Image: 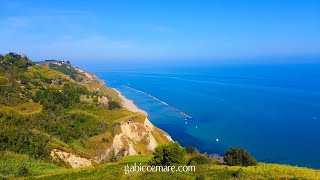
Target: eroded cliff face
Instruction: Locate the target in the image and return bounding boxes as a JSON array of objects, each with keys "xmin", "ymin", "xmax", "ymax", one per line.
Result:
[
  {"xmin": 50, "ymin": 149, "xmax": 92, "ymax": 168},
  {"xmin": 96, "ymin": 117, "xmax": 172, "ymax": 163},
  {"xmin": 51, "ymin": 117, "xmax": 172, "ymax": 168}
]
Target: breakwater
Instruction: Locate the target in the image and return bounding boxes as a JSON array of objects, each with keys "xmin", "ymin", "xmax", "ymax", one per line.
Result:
[{"xmin": 123, "ymin": 85, "xmax": 192, "ymax": 119}]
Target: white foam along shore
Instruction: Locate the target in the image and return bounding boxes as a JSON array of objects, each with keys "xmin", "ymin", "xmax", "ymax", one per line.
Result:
[
  {"xmin": 123, "ymin": 85, "xmax": 192, "ymax": 119},
  {"xmin": 113, "ymin": 88, "xmax": 148, "ymax": 115}
]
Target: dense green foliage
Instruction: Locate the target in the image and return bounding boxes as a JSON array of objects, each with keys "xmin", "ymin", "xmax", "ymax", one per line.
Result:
[
  {"xmin": 0, "ymin": 151, "xmax": 64, "ymax": 179},
  {"xmin": 108, "ymin": 100, "xmax": 122, "ymax": 110},
  {"xmin": 48, "ymin": 63, "xmax": 80, "ymax": 81},
  {"xmin": 185, "ymin": 146, "xmax": 198, "ymax": 154},
  {"xmin": 0, "ymin": 52, "xmax": 33, "ymax": 71},
  {"xmin": 34, "ymin": 83, "xmax": 88, "ymax": 110},
  {"xmin": 224, "ymin": 147, "xmax": 257, "ymax": 166},
  {"xmin": 0, "ymin": 115, "xmax": 50, "ymax": 159},
  {"xmin": 149, "ymin": 141, "xmax": 186, "ymax": 166},
  {"xmin": 0, "ymin": 53, "xmax": 33, "ymax": 106},
  {"xmin": 188, "ymin": 153, "xmax": 213, "ymax": 165}
]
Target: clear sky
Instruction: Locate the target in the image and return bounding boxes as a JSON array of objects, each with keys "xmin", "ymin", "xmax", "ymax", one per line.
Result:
[{"xmin": 1, "ymin": 0, "xmax": 319, "ymax": 64}]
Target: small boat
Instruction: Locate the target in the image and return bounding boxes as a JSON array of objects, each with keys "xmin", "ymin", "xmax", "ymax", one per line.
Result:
[
  {"xmin": 185, "ymin": 121, "xmax": 188, "ymax": 124},
  {"xmin": 195, "ymin": 126, "xmax": 198, "ymax": 128},
  {"xmin": 216, "ymin": 138, "xmax": 219, "ymax": 142}
]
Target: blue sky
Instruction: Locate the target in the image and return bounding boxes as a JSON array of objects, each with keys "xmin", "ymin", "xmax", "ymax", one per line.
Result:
[{"xmin": 0, "ymin": 0, "xmax": 319, "ymax": 63}]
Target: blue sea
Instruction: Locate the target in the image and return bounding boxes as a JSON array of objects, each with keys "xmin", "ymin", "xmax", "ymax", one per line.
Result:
[{"xmin": 80, "ymin": 63, "xmax": 320, "ymax": 169}]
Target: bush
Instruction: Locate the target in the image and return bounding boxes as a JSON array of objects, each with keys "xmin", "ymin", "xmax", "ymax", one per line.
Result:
[
  {"xmin": 108, "ymin": 100, "xmax": 122, "ymax": 110},
  {"xmin": 188, "ymin": 153, "xmax": 212, "ymax": 165},
  {"xmin": 232, "ymin": 168, "xmax": 244, "ymax": 178},
  {"xmin": 17, "ymin": 166, "xmax": 29, "ymax": 176},
  {"xmin": 224, "ymin": 147, "xmax": 257, "ymax": 166},
  {"xmin": 149, "ymin": 141, "xmax": 186, "ymax": 166},
  {"xmin": 185, "ymin": 146, "xmax": 198, "ymax": 154},
  {"xmin": 109, "ymin": 150, "xmax": 118, "ymax": 162}
]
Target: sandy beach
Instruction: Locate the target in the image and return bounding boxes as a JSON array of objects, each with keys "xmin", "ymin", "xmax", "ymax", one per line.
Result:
[{"xmin": 113, "ymin": 88, "xmax": 147, "ymax": 115}]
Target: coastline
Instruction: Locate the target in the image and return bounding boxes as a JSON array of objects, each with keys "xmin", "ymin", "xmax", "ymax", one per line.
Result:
[
  {"xmin": 84, "ymin": 70, "xmax": 173, "ymax": 143},
  {"xmin": 113, "ymin": 88, "xmax": 148, "ymax": 115},
  {"xmin": 113, "ymin": 88, "xmax": 173, "ymax": 142}
]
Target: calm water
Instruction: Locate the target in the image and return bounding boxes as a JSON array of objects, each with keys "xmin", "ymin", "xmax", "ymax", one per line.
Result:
[{"xmin": 84, "ymin": 63, "xmax": 320, "ymax": 169}]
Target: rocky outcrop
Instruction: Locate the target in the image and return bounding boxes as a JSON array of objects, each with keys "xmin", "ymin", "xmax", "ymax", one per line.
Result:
[
  {"xmin": 50, "ymin": 149, "xmax": 92, "ymax": 168},
  {"xmin": 97, "ymin": 117, "xmax": 172, "ymax": 162}
]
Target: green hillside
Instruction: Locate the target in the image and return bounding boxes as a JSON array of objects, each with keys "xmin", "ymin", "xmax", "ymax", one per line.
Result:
[
  {"xmin": 1, "ymin": 53, "xmax": 319, "ymax": 180},
  {"xmin": 0, "ymin": 53, "xmax": 170, "ymax": 179}
]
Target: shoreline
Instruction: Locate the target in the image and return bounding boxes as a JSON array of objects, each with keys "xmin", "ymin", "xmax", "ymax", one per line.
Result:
[
  {"xmin": 113, "ymin": 88, "xmax": 148, "ymax": 116},
  {"xmin": 113, "ymin": 87, "xmax": 173, "ymax": 142},
  {"xmin": 123, "ymin": 85, "xmax": 192, "ymax": 119}
]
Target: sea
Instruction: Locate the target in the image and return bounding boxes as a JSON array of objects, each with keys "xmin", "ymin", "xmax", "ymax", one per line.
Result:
[{"xmin": 78, "ymin": 62, "xmax": 320, "ymax": 169}]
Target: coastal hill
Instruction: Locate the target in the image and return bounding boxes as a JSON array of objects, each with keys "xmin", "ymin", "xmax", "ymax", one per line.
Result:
[
  {"xmin": 0, "ymin": 53, "xmax": 171, "ymax": 177},
  {"xmin": 1, "ymin": 53, "xmax": 320, "ymax": 179}
]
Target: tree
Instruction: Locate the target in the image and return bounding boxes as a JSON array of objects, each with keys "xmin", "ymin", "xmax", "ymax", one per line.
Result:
[
  {"xmin": 224, "ymin": 147, "xmax": 257, "ymax": 166},
  {"xmin": 149, "ymin": 141, "xmax": 186, "ymax": 166},
  {"xmin": 185, "ymin": 146, "xmax": 198, "ymax": 154}
]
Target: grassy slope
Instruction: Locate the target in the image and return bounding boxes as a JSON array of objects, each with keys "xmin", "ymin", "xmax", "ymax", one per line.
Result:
[
  {"xmin": 0, "ymin": 102, "xmax": 42, "ymax": 115},
  {"xmin": 1, "ymin": 54, "xmax": 320, "ymax": 179},
  {"xmin": 1, "ymin": 63, "xmax": 139, "ymax": 152},
  {"xmin": 0, "ymin": 55, "xmax": 169, "ymax": 179},
  {"xmin": 31, "ymin": 156, "xmax": 320, "ymax": 180},
  {"xmin": 0, "ymin": 151, "xmax": 65, "ymax": 179}
]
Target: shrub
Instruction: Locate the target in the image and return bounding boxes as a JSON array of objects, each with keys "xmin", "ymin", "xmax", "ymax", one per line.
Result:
[
  {"xmin": 196, "ymin": 175, "xmax": 205, "ymax": 180},
  {"xmin": 109, "ymin": 150, "xmax": 117, "ymax": 162},
  {"xmin": 232, "ymin": 168, "xmax": 244, "ymax": 178},
  {"xmin": 188, "ymin": 153, "xmax": 212, "ymax": 165},
  {"xmin": 108, "ymin": 148, "xmax": 124, "ymax": 162},
  {"xmin": 17, "ymin": 166, "xmax": 29, "ymax": 176},
  {"xmin": 224, "ymin": 147, "xmax": 257, "ymax": 166},
  {"xmin": 108, "ymin": 100, "xmax": 122, "ymax": 110},
  {"xmin": 149, "ymin": 141, "xmax": 186, "ymax": 166},
  {"xmin": 101, "ymin": 138, "xmax": 109, "ymax": 143},
  {"xmin": 185, "ymin": 146, "xmax": 198, "ymax": 154}
]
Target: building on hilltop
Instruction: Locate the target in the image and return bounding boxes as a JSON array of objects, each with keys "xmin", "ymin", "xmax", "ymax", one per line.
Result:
[{"xmin": 36, "ymin": 59, "xmax": 71, "ymax": 66}]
